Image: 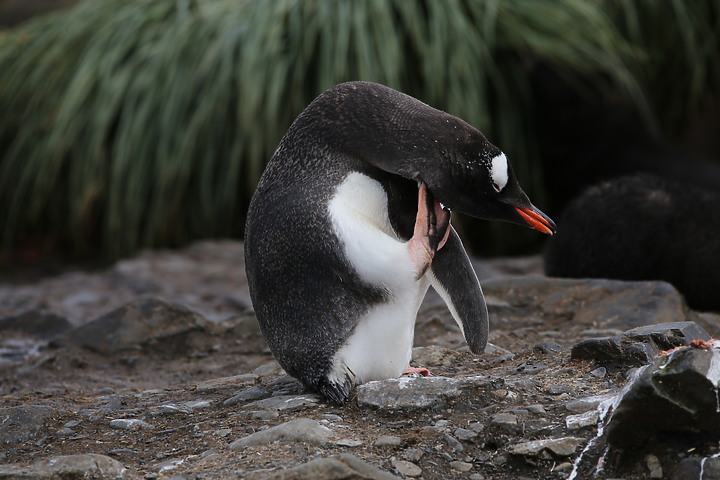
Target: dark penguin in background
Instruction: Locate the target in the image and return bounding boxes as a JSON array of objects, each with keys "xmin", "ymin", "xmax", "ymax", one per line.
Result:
[
  {"xmin": 245, "ymin": 82, "xmax": 556, "ymax": 403},
  {"xmin": 544, "ymin": 173, "xmax": 720, "ymax": 312}
]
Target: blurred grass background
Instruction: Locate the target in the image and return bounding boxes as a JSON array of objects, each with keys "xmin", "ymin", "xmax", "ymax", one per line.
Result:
[{"xmin": 0, "ymin": 0, "xmax": 718, "ymax": 266}]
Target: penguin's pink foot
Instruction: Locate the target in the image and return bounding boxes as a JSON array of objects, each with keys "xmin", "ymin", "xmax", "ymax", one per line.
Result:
[
  {"xmin": 402, "ymin": 366, "xmax": 432, "ymax": 376},
  {"xmin": 408, "ymin": 183, "xmax": 451, "ymax": 279}
]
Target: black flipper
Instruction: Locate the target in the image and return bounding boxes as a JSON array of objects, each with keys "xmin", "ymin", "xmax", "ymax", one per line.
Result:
[{"xmin": 428, "ymin": 227, "xmax": 488, "ymax": 354}]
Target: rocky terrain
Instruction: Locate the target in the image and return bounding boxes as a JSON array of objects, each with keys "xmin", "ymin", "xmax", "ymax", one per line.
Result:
[{"xmin": 1, "ymin": 240, "xmax": 719, "ymax": 480}]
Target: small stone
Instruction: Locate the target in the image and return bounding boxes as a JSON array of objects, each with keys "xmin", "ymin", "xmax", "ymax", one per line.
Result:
[
  {"xmin": 109, "ymin": 418, "xmax": 155, "ymax": 430},
  {"xmin": 509, "ymin": 437, "xmax": 584, "ymax": 457},
  {"xmin": 589, "ymin": 367, "xmax": 607, "ymax": 378},
  {"xmin": 392, "ymin": 459, "xmax": 422, "ymax": 477},
  {"xmin": 0, "ymin": 454, "xmax": 126, "ymax": 479},
  {"xmin": 490, "ymin": 413, "xmax": 518, "ymax": 426},
  {"xmin": 373, "ymin": 435, "xmax": 402, "ymax": 447},
  {"xmin": 565, "ymin": 393, "xmax": 616, "ymax": 413},
  {"xmin": 546, "ymin": 385, "xmax": 574, "ymax": 395},
  {"xmin": 223, "ymin": 385, "xmax": 271, "ymax": 406},
  {"xmin": 249, "ymin": 410, "xmax": 279, "ymax": 420},
  {"xmin": 403, "ymin": 448, "xmax": 424, "ymax": 462},
  {"xmin": 265, "ymin": 454, "xmax": 398, "ymax": 480},
  {"xmin": 453, "ymin": 427, "xmax": 477, "ymax": 441},
  {"xmin": 228, "ymin": 418, "xmax": 331, "ymax": 450},
  {"xmin": 468, "ymin": 422, "xmax": 485, "ymax": 433},
  {"xmin": 553, "ymin": 462, "xmax": 573, "ymax": 472},
  {"xmin": 244, "ymin": 394, "xmax": 319, "ymax": 412},
  {"xmin": 55, "ymin": 428, "xmax": 76, "ymax": 436},
  {"xmin": 533, "ymin": 341, "xmax": 566, "ymax": 354},
  {"xmin": 571, "ymin": 336, "xmax": 623, "ymax": 361},
  {"xmin": 336, "ymin": 438, "xmax": 363, "ymax": 447},
  {"xmin": 444, "ymin": 434, "xmax": 464, "ymax": 452},
  {"xmin": 646, "ymin": 454, "xmax": 662, "ymax": 479},
  {"xmin": 565, "ymin": 410, "xmax": 600, "ymax": 430},
  {"xmin": 469, "ymin": 475, "xmax": 485, "ymax": 480},
  {"xmin": 449, "ymin": 460, "xmax": 473, "ymax": 472},
  {"xmin": 526, "ymin": 404, "xmax": 546, "ymax": 415}
]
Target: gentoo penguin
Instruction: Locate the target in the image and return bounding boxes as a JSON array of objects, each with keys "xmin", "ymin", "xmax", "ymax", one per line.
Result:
[
  {"xmin": 245, "ymin": 81, "xmax": 555, "ymax": 403},
  {"xmin": 544, "ymin": 173, "xmax": 720, "ymax": 312}
]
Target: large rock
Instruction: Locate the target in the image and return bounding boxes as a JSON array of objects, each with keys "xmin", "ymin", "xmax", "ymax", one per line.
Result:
[
  {"xmin": 56, "ymin": 296, "xmax": 209, "ymax": 354},
  {"xmin": 0, "ymin": 453, "xmax": 127, "ymax": 479},
  {"xmin": 266, "ymin": 453, "xmax": 399, "ymax": 480},
  {"xmin": 483, "ymin": 275, "xmax": 688, "ymax": 331},
  {"xmin": 0, "ymin": 405, "xmax": 56, "ymax": 444},
  {"xmin": 357, "ymin": 375, "xmax": 497, "ymax": 411},
  {"xmin": 606, "ymin": 343, "xmax": 720, "ymax": 448},
  {"xmin": 228, "ymin": 418, "xmax": 331, "ymax": 450}
]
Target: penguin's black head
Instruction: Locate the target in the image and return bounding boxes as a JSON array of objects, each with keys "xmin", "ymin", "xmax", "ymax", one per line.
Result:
[{"xmin": 413, "ymin": 122, "xmax": 556, "ymax": 235}]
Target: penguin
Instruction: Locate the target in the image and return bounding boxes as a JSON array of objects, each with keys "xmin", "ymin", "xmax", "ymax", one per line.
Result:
[
  {"xmin": 244, "ymin": 81, "xmax": 555, "ymax": 403},
  {"xmin": 544, "ymin": 173, "xmax": 720, "ymax": 312}
]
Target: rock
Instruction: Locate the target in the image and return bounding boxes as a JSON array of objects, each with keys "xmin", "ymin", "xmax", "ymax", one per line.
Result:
[
  {"xmin": 57, "ymin": 297, "xmax": 209, "ymax": 354},
  {"xmin": 606, "ymin": 344, "xmax": 720, "ymax": 448},
  {"xmin": 194, "ymin": 373, "xmax": 258, "ymax": 392},
  {"xmin": 0, "ymin": 453, "xmax": 127, "ymax": 479},
  {"xmin": 335, "ymin": 438, "xmax": 363, "ymax": 447},
  {"xmin": 509, "ymin": 437, "xmax": 584, "ymax": 457},
  {"xmin": 565, "ymin": 410, "xmax": 599, "ymax": 430},
  {"xmin": 533, "ymin": 341, "xmax": 566, "ymax": 354},
  {"xmin": 571, "ymin": 322, "xmax": 711, "ymax": 367},
  {"xmin": 228, "ymin": 418, "xmax": 331, "ymax": 450},
  {"xmin": 403, "ymin": 448, "xmax": 424, "ymax": 462},
  {"xmin": 243, "ymin": 394, "xmax": 319, "ymax": 412},
  {"xmin": 645, "ymin": 454, "xmax": 662, "ymax": 479},
  {"xmin": 674, "ymin": 457, "xmax": 720, "ymax": 480},
  {"xmin": 373, "ymin": 435, "xmax": 402, "ymax": 447},
  {"xmin": 411, "ymin": 345, "xmax": 466, "ymax": 367},
  {"xmin": 0, "ymin": 310, "xmax": 73, "ymax": 339},
  {"xmin": 109, "ymin": 419, "xmax": 155, "ymax": 430},
  {"xmin": 490, "ymin": 413, "xmax": 518, "ymax": 427},
  {"xmin": 356, "ymin": 375, "xmax": 494, "ymax": 411},
  {"xmin": 453, "ymin": 427, "xmax": 477, "ymax": 441},
  {"xmin": 222, "ymin": 385, "xmax": 271, "ymax": 406},
  {"xmin": 449, "ymin": 461, "xmax": 473, "ymax": 472},
  {"xmin": 391, "ymin": 459, "xmax": 422, "ymax": 477},
  {"xmin": 483, "ymin": 276, "xmax": 687, "ymax": 331},
  {"xmin": 623, "ymin": 322, "xmax": 710, "ymax": 350},
  {"xmin": 0, "ymin": 405, "xmax": 56, "ymax": 444},
  {"xmin": 565, "ymin": 393, "xmax": 616, "ymax": 413},
  {"xmin": 266, "ymin": 453, "xmax": 399, "ymax": 480}
]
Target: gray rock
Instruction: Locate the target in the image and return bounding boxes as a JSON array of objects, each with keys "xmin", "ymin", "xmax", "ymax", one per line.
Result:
[
  {"xmin": 356, "ymin": 375, "xmax": 494, "ymax": 411},
  {"xmin": 373, "ymin": 435, "xmax": 402, "ymax": 447},
  {"xmin": 57, "ymin": 297, "xmax": 208, "ymax": 354},
  {"xmin": 570, "ymin": 336, "xmax": 623, "ymax": 361},
  {"xmin": 607, "ymin": 345, "xmax": 720, "ymax": 448},
  {"xmin": 0, "ymin": 405, "xmax": 56, "ymax": 444},
  {"xmin": 483, "ymin": 276, "xmax": 687, "ymax": 331},
  {"xmin": 194, "ymin": 373, "xmax": 258, "ymax": 392},
  {"xmin": 109, "ymin": 419, "xmax": 155, "ymax": 430},
  {"xmin": 0, "ymin": 453, "xmax": 127, "ymax": 479},
  {"xmin": 449, "ymin": 460, "xmax": 473, "ymax": 472},
  {"xmin": 674, "ymin": 457, "xmax": 720, "ymax": 480},
  {"xmin": 623, "ymin": 322, "xmax": 710, "ymax": 350},
  {"xmin": 391, "ymin": 459, "xmax": 422, "ymax": 477},
  {"xmin": 490, "ymin": 413, "xmax": 518, "ymax": 427},
  {"xmin": 0, "ymin": 310, "xmax": 73, "ymax": 339},
  {"xmin": 509, "ymin": 437, "xmax": 584, "ymax": 457},
  {"xmin": 265, "ymin": 453, "xmax": 399, "ymax": 480},
  {"xmin": 403, "ymin": 448, "xmax": 424, "ymax": 462},
  {"xmin": 453, "ymin": 427, "xmax": 477, "ymax": 441},
  {"xmin": 565, "ymin": 410, "xmax": 600, "ymax": 430},
  {"xmin": 223, "ymin": 385, "xmax": 271, "ymax": 406},
  {"xmin": 243, "ymin": 394, "xmax": 319, "ymax": 412},
  {"xmin": 335, "ymin": 438, "xmax": 363, "ymax": 447},
  {"xmin": 565, "ymin": 393, "xmax": 616, "ymax": 413},
  {"xmin": 228, "ymin": 418, "xmax": 331, "ymax": 450}
]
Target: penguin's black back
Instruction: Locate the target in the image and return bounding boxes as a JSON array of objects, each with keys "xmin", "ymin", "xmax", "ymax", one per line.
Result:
[{"xmin": 544, "ymin": 173, "xmax": 720, "ymax": 311}]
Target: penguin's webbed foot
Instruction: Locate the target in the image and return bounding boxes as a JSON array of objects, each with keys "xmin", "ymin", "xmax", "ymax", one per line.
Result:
[{"xmin": 408, "ymin": 183, "xmax": 451, "ymax": 279}]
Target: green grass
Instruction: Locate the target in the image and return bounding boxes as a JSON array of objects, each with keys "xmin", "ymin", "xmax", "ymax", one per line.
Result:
[{"xmin": 0, "ymin": 0, "xmax": 715, "ymax": 261}]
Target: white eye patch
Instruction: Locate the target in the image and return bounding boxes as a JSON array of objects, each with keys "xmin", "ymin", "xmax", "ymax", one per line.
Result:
[{"xmin": 490, "ymin": 153, "xmax": 509, "ymax": 192}]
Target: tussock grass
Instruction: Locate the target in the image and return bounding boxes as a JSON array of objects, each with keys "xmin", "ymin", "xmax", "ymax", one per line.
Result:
[{"xmin": 0, "ymin": 0, "xmax": 714, "ymax": 261}]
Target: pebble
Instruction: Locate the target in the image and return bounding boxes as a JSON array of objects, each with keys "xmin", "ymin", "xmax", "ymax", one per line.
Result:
[
  {"xmin": 243, "ymin": 394, "xmax": 319, "ymax": 412},
  {"xmin": 109, "ymin": 419, "xmax": 155, "ymax": 430},
  {"xmin": 373, "ymin": 435, "xmax": 402, "ymax": 447},
  {"xmin": 403, "ymin": 448, "xmax": 424, "ymax": 462},
  {"xmin": 223, "ymin": 385, "xmax": 271, "ymax": 406},
  {"xmin": 249, "ymin": 410, "xmax": 279, "ymax": 420},
  {"xmin": 450, "ymin": 460, "xmax": 473, "ymax": 472},
  {"xmin": 392, "ymin": 459, "xmax": 422, "ymax": 477},
  {"xmin": 589, "ymin": 367, "xmax": 607, "ymax": 378},
  {"xmin": 444, "ymin": 434, "xmax": 464, "ymax": 452},
  {"xmin": 490, "ymin": 413, "xmax": 518, "ymax": 427},
  {"xmin": 228, "ymin": 418, "xmax": 331, "ymax": 450},
  {"xmin": 566, "ymin": 410, "xmax": 600, "ymax": 430},
  {"xmin": 564, "ymin": 393, "xmax": 615, "ymax": 413},
  {"xmin": 509, "ymin": 437, "xmax": 584, "ymax": 457},
  {"xmin": 336, "ymin": 438, "xmax": 363, "ymax": 447},
  {"xmin": 526, "ymin": 404, "xmax": 546, "ymax": 415},
  {"xmin": 453, "ymin": 427, "xmax": 477, "ymax": 441}
]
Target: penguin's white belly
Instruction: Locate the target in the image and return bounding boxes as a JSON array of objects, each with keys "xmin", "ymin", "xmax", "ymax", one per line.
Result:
[{"xmin": 327, "ymin": 172, "xmax": 430, "ymax": 385}]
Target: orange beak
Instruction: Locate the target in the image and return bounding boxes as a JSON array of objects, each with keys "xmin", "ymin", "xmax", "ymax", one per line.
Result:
[{"xmin": 514, "ymin": 205, "xmax": 556, "ymax": 235}]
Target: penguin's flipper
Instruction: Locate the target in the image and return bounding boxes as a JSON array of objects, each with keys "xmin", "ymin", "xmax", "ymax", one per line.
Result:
[{"xmin": 428, "ymin": 227, "xmax": 488, "ymax": 354}]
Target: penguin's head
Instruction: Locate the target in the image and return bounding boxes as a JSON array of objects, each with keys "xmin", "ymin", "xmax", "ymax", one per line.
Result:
[{"xmin": 409, "ymin": 123, "xmax": 556, "ymax": 236}]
